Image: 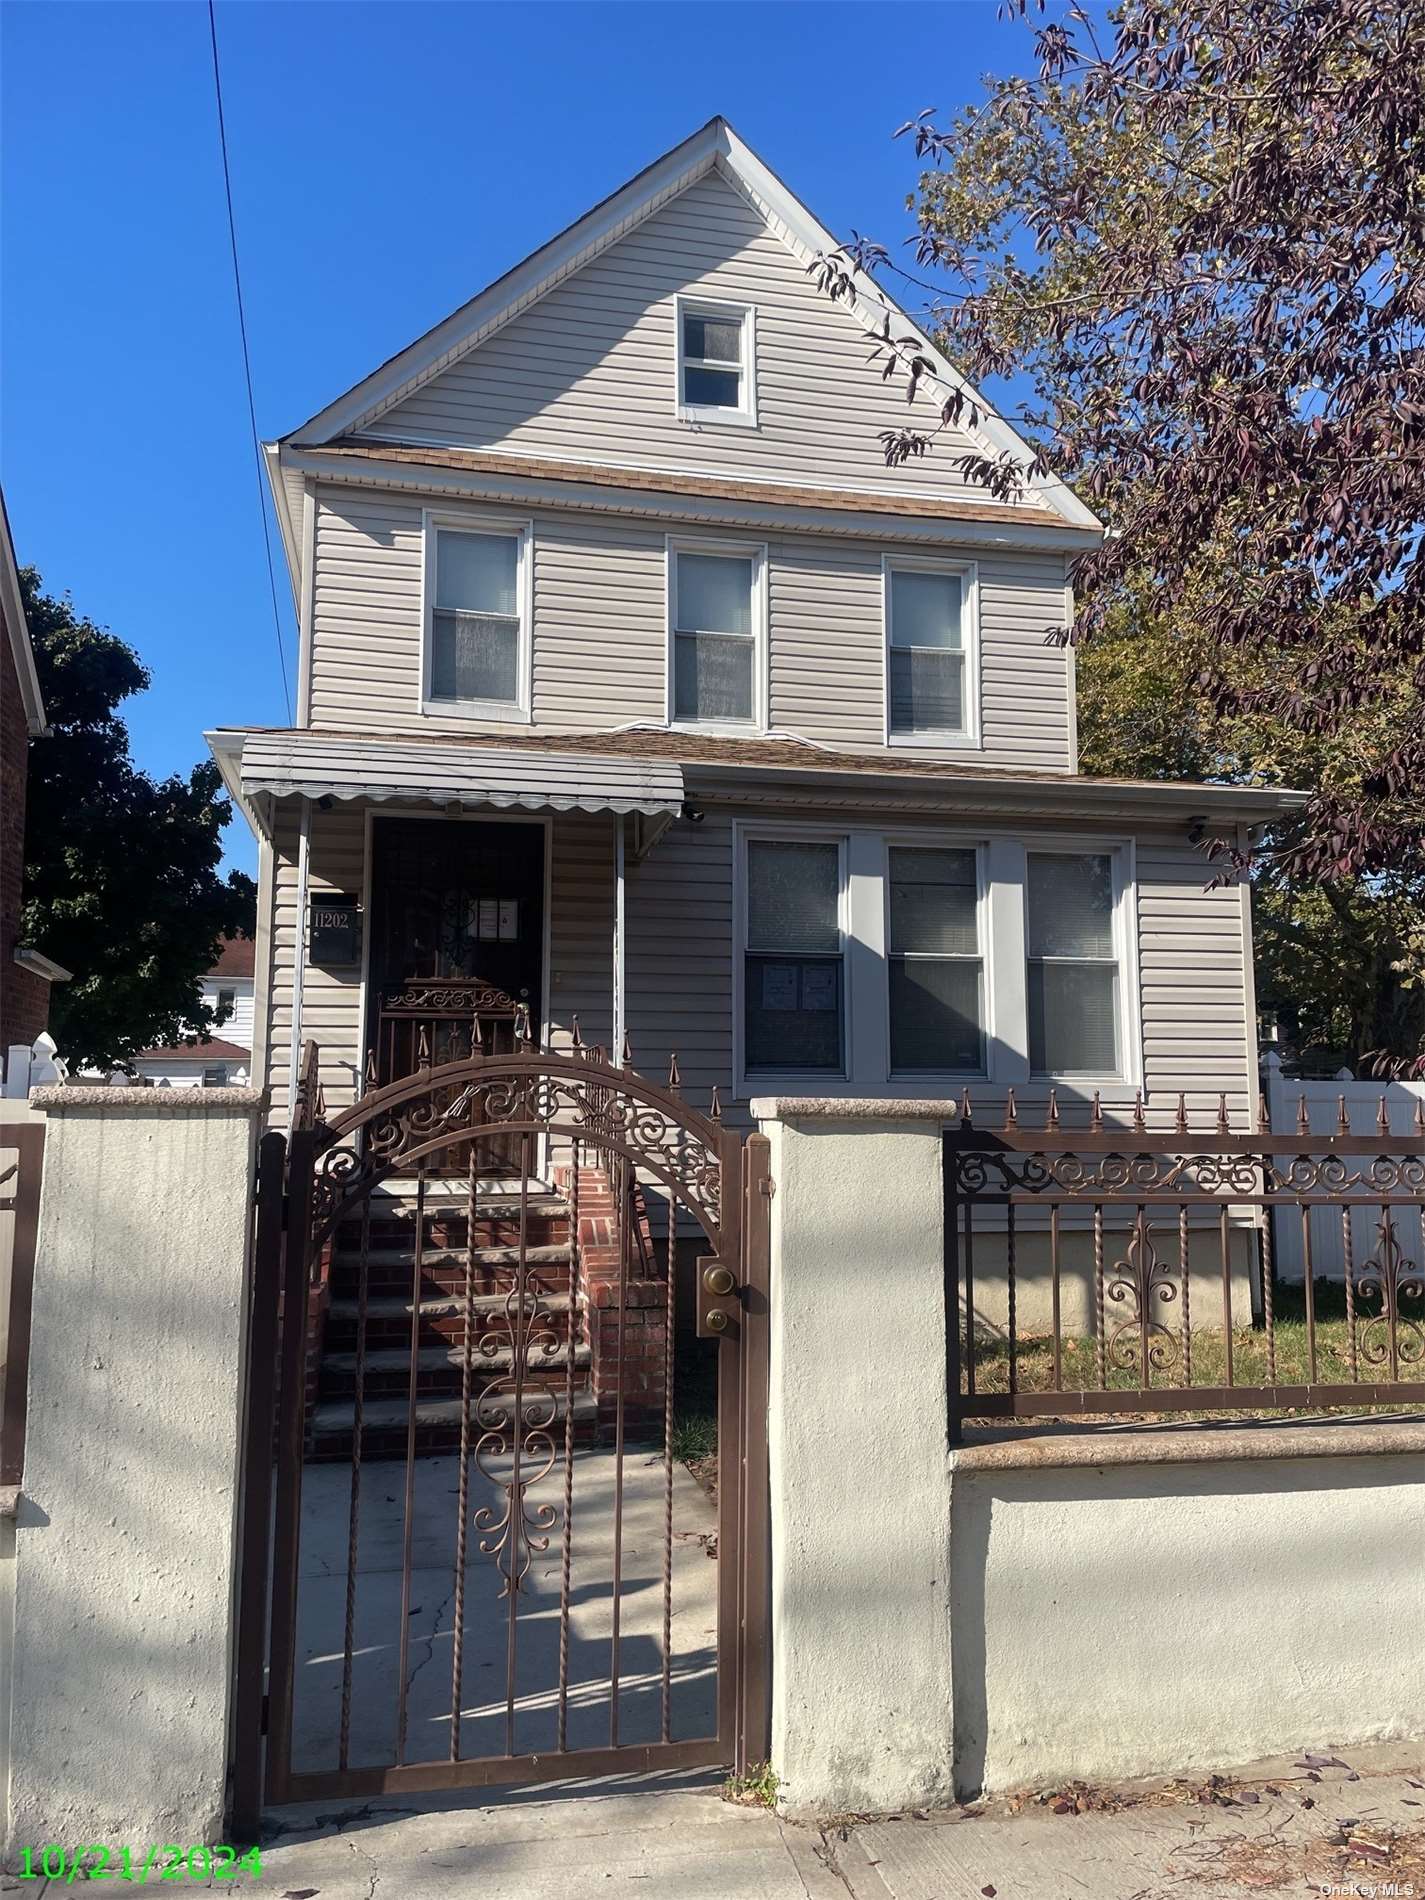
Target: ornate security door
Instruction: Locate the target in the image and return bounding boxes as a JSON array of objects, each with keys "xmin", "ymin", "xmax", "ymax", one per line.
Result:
[{"xmin": 232, "ymin": 1049, "xmax": 770, "ymax": 1828}]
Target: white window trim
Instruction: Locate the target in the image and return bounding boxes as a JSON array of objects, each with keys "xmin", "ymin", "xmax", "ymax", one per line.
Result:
[
  {"xmin": 734, "ymin": 822, "xmax": 851, "ymax": 1096},
  {"xmin": 665, "ymin": 534, "xmax": 769, "ymax": 734},
  {"xmin": 418, "ymin": 506, "xmax": 534, "ymax": 724},
  {"xmin": 881, "ymin": 552, "xmax": 982, "ymax": 752},
  {"xmin": 674, "ymin": 294, "xmax": 759, "ymax": 429},
  {"xmin": 729, "ymin": 824, "xmax": 1141, "ymax": 1099},
  {"xmin": 883, "ymin": 835, "xmax": 993, "ymax": 1082},
  {"xmin": 1023, "ymin": 835, "xmax": 1141, "ymax": 1089}
]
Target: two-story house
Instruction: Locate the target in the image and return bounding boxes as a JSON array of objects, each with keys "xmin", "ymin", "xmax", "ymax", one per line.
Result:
[{"xmin": 211, "ymin": 118, "xmax": 1303, "ymax": 1141}]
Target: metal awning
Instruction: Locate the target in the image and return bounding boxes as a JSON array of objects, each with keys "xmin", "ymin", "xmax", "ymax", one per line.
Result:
[{"xmin": 230, "ymin": 729, "xmax": 685, "ymax": 819}]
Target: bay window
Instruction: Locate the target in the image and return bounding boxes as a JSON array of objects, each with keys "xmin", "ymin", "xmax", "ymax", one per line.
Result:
[
  {"xmin": 743, "ymin": 838, "xmax": 844, "ymax": 1074},
  {"xmin": 1026, "ymin": 850, "xmax": 1122, "ymax": 1075}
]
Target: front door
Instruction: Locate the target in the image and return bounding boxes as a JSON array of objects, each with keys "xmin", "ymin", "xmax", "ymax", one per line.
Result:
[{"xmin": 367, "ymin": 816, "xmax": 546, "ymax": 1088}]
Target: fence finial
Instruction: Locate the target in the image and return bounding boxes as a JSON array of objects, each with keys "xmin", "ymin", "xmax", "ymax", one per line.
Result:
[
  {"xmin": 1337, "ymin": 1093, "xmax": 1349, "ymax": 1135},
  {"xmin": 363, "ymin": 1049, "xmax": 376, "ymax": 1092},
  {"xmin": 417, "ymin": 1025, "xmax": 431, "ymax": 1068},
  {"xmin": 570, "ymin": 1015, "xmax": 583, "ymax": 1056},
  {"xmin": 622, "ymin": 1032, "xmax": 634, "ymax": 1070},
  {"xmin": 1296, "ymin": 1091, "xmax": 1311, "ymax": 1136},
  {"xmin": 1046, "ymin": 1088, "xmax": 1060, "ymax": 1131},
  {"xmin": 1414, "ymin": 1095, "xmax": 1425, "ymax": 1137},
  {"xmin": 472, "ymin": 1014, "xmax": 484, "ymax": 1053},
  {"xmin": 1378, "ymin": 1092, "xmax": 1391, "ymax": 1136},
  {"xmin": 1133, "ymin": 1090, "xmax": 1146, "ymax": 1132},
  {"xmin": 1003, "ymin": 1087, "xmax": 1018, "ymax": 1131},
  {"xmin": 1091, "ymin": 1089, "xmax": 1103, "ymax": 1132},
  {"xmin": 1257, "ymin": 1090, "xmax": 1271, "ymax": 1133},
  {"xmin": 1217, "ymin": 1091, "xmax": 1230, "ymax": 1135},
  {"xmin": 1175, "ymin": 1092, "xmax": 1188, "ymax": 1136},
  {"xmin": 667, "ymin": 1051, "xmax": 681, "ymax": 1093},
  {"xmin": 961, "ymin": 1086, "xmax": 974, "ymax": 1127},
  {"xmin": 710, "ymin": 1084, "xmax": 722, "ymax": 1122}
]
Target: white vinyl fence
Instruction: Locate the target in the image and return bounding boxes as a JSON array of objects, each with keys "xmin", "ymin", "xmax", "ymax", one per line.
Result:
[{"xmin": 1261, "ymin": 1052, "xmax": 1425, "ymax": 1283}]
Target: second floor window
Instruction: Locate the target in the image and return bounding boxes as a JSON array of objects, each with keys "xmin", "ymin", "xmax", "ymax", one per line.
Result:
[
  {"xmin": 425, "ymin": 521, "xmax": 527, "ymax": 713},
  {"xmin": 216, "ymin": 987, "xmax": 236, "ymax": 1016},
  {"xmin": 885, "ymin": 561, "xmax": 976, "ymax": 742},
  {"xmin": 670, "ymin": 545, "xmax": 762, "ymax": 727}
]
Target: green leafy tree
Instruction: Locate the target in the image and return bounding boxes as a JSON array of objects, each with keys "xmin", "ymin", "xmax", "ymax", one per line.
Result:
[{"xmin": 20, "ymin": 569, "xmax": 255, "ymax": 1070}]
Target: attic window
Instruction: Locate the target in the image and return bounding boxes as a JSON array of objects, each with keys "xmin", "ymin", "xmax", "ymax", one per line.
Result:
[{"xmin": 677, "ymin": 298, "xmax": 756, "ymax": 427}]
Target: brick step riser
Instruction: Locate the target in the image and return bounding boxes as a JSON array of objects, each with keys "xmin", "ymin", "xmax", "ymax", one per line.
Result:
[
  {"xmin": 326, "ymin": 1314, "xmax": 583, "ymax": 1351},
  {"xmin": 319, "ymin": 1363, "xmax": 590, "ymax": 1403},
  {"xmin": 335, "ymin": 1216, "xmax": 569, "ymax": 1253}
]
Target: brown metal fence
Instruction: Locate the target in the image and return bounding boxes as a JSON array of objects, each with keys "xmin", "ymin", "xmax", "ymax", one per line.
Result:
[{"xmin": 944, "ymin": 1092, "xmax": 1425, "ymax": 1436}]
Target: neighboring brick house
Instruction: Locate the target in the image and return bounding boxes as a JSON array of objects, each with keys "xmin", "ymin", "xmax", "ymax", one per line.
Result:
[
  {"xmin": 0, "ymin": 487, "xmax": 68, "ymax": 1064},
  {"xmin": 131, "ymin": 934, "xmax": 255, "ymax": 1087}
]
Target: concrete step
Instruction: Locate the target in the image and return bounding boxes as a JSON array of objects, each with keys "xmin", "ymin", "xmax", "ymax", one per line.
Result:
[
  {"xmin": 324, "ymin": 1342, "xmax": 591, "ymax": 1379},
  {"xmin": 308, "ymin": 1387, "xmax": 599, "ymax": 1460},
  {"xmin": 328, "ymin": 1291, "xmax": 575, "ymax": 1324},
  {"xmin": 331, "ymin": 1242, "xmax": 573, "ymax": 1270}
]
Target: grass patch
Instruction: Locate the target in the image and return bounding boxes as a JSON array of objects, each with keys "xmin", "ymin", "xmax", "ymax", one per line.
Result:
[
  {"xmin": 723, "ymin": 1760, "xmax": 779, "ymax": 1808},
  {"xmin": 967, "ymin": 1280, "xmax": 1425, "ymax": 1421},
  {"xmin": 670, "ymin": 1411, "xmax": 718, "ymax": 1464}
]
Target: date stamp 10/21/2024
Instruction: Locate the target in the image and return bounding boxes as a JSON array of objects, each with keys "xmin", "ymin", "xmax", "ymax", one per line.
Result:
[{"xmin": 13, "ymin": 1844, "xmax": 264, "ymax": 1883}]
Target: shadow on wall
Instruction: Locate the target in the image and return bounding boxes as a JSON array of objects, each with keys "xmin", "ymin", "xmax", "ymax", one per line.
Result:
[{"xmin": 949, "ymin": 1450, "xmax": 1425, "ymax": 1800}]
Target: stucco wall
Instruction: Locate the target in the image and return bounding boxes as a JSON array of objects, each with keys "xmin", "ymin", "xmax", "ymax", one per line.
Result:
[
  {"xmin": 761, "ymin": 1104, "xmax": 955, "ymax": 1815},
  {"xmin": 760, "ymin": 1102, "xmax": 1425, "ymax": 1819},
  {"xmin": 951, "ymin": 1441, "xmax": 1425, "ymax": 1797},
  {"xmin": 4, "ymin": 1089, "xmax": 263, "ymax": 1852}
]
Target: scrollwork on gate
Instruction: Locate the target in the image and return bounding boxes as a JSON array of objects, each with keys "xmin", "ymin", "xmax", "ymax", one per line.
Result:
[{"xmin": 1355, "ymin": 1215, "xmax": 1425, "ymax": 1370}]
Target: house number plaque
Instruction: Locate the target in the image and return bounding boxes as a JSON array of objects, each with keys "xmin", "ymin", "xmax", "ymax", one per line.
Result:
[{"xmin": 309, "ymin": 895, "xmax": 362, "ymax": 967}]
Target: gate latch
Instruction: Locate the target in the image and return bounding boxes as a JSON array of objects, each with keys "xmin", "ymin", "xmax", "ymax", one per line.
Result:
[{"xmin": 696, "ymin": 1258, "xmax": 740, "ymax": 1340}]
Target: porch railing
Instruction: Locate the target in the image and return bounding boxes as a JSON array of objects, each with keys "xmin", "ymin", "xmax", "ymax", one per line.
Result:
[{"xmin": 944, "ymin": 1091, "xmax": 1425, "ymax": 1436}]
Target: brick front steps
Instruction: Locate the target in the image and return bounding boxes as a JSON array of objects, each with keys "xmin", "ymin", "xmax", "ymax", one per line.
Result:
[{"xmin": 305, "ymin": 1174, "xmax": 666, "ymax": 1462}]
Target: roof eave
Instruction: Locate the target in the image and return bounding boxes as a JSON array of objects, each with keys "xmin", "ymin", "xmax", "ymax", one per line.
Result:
[{"xmin": 0, "ymin": 490, "xmax": 47, "ymax": 735}]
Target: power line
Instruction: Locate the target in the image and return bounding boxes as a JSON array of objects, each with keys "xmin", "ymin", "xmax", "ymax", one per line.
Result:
[{"xmin": 206, "ymin": 0, "xmax": 293, "ymax": 724}]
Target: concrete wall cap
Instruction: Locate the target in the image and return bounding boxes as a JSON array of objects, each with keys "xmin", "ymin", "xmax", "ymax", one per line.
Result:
[
  {"xmin": 952, "ymin": 1417, "xmax": 1425, "ymax": 1473},
  {"xmin": 751, "ymin": 1095, "xmax": 960, "ymax": 1122},
  {"xmin": 29, "ymin": 1086, "xmax": 267, "ymax": 1112}
]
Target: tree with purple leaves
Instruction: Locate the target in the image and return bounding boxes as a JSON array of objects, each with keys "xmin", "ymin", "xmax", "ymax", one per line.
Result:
[{"xmin": 816, "ymin": 0, "xmax": 1425, "ymax": 1068}]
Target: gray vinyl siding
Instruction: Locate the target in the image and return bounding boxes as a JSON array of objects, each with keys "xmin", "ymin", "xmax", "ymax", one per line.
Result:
[
  {"xmin": 306, "ymin": 485, "xmax": 1073, "ymax": 772},
  {"xmin": 1137, "ymin": 836, "xmax": 1255, "ymax": 1122},
  {"xmin": 365, "ymin": 171, "xmax": 1034, "ymax": 508},
  {"xmin": 257, "ymin": 808, "xmax": 1253, "ymax": 1138}
]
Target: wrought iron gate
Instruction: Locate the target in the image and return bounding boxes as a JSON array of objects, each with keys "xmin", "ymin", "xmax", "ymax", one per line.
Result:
[{"xmin": 231, "ymin": 1048, "xmax": 770, "ymax": 1832}]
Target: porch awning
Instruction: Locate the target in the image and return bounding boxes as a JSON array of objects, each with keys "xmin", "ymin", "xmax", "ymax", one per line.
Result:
[{"xmin": 232, "ymin": 729, "xmax": 685, "ymax": 818}]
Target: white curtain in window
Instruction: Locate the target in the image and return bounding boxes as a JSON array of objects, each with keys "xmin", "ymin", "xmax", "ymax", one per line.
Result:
[{"xmin": 747, "ymin": 841, "xmax": 839, "ymax": 951}]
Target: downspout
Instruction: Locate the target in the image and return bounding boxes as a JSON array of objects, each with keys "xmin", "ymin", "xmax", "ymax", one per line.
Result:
[
  {"xmin": 287, "ymin": 797, "xmax": 312, "ymax": 1131},
  {"xmin": 613, "ymin": 816, "xmax": 626, "ymax": 1061}
]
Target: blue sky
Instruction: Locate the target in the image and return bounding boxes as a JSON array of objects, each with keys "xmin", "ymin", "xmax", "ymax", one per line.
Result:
[{"xmin": 2, "ymin": 0, "xmax": 1040, "ymax": 876}]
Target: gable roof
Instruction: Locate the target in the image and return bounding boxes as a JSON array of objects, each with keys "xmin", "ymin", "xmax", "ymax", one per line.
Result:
[{"xmin": 277, "ymin": 118, "xmax": 1098, "ymax": 536}]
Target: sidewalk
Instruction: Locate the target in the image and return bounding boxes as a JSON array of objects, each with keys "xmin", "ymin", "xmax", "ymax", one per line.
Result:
[
  {"xmin": 829, "ymin": 1743, "xmax": 1425, "ymax": 1900},
  {"xmin": 37, "ymin": 1744, "xmax": 1409, "ymax": 1900}
]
